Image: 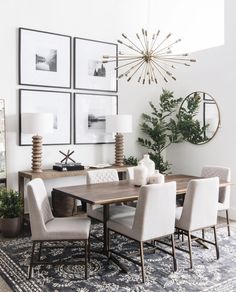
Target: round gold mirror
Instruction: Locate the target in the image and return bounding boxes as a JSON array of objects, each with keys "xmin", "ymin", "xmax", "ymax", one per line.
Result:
[{"xmin": 178, "ymin": 91, "xmax": 220, "ymax": 145}]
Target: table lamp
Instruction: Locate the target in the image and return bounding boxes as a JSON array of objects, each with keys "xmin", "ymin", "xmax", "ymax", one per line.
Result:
[
  {"xmin": 106, "ymin": 114, "xmax": 132, "ymax": 166},
  {"xmin": 21, "ymin": 113, "xmax": 53, "ymax": 172}
]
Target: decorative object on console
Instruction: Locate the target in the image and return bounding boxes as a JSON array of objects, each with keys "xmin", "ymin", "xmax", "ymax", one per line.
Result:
[
  {"xmin": 178, "ymin": 91, "xmax": 220, "ymax": 145},
  {"xmin": 21, "ymin": 113, "xmax": 53, "ymax": 172},
  {"xmin": 19, "ymin": 27, "xmax": 71, "ymax": 88},
  {"xmin": 139, "ymin": 154, "xmax": 155, "ymax": 176},
  {"xmin": 103, "ymin": 29, "xmax": 196, "ymax": 84},
  {"xmin": 133, "ymin": 162, "xmax": 148, "ymax": 186},
  {"xmin": 124, "ymin": 155, "xmax": 138, "ymax": 166},
  {"xmin": 106, "ymin": 114, "xmax": 132, "ymax": 166},
  {"xmin": 74, "ymin": 37, "xmax": 117, "ymax": 92},
  {"xmin": 74, "ymin": 93, "xmax": 117, "ymax": 144},
  {"xmin": 53, "ymin": 163, "xmax": 84, "ymax": 172},
  {"xmin": 19, "ymin": 89, "xmax": 72, "ymax": 145},
  {"xmin": 59, "ymin": 149, "xmax": 76, "ymax": 164}
]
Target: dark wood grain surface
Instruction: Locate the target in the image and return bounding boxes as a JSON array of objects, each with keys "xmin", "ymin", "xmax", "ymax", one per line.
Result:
[{"xmin": 53, "ymin": 174, "xmax": 229, "ymax": 205}]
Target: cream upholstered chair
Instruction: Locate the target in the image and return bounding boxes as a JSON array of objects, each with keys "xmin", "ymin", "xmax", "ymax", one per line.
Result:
[
  {"xmin": 107, "ymin": 182, "xmax": 177, "ymax": 283},
  {"xmin": 201, "ymin": 165, "xmax": 231, "ymax": 236},
  {"xmin": 27, "ymin": 178, "xmax": 91, "ymax": 280},
  {"xmin": 175, "ymin": 177, "xmax": 219, "ymax": 268},
  {"xmin": 127, "ymin": 167, "xmax": 135, "ymax": 180},
  {"xmin": 86, "ymin": 169, "xmax": 135, "ymax": 222}
]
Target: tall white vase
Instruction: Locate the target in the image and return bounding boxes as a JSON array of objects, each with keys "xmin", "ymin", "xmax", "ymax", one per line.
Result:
[
  {"xmin": 133, "ymin": 162, "xmax": 148, "ymax": 186},
  {"xmin": 139, "ymin": 154, "xmax": 155, "ymax": 176}
]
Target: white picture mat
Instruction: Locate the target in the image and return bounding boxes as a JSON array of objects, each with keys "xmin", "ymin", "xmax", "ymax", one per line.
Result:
[
  {"xmin": 20, "ymin": 29, "xmax": 71, "ymax": 87},
  {"xmin": 74, "ymin": 94, "xmax": 117, "ymax": 144},
  {"xmin": 75, "ymin": 38, "xmax": 117, "ymax": 91},
  {"xmin": 20, "ymin": 90, "xmax": 71, "ymax": 145}
]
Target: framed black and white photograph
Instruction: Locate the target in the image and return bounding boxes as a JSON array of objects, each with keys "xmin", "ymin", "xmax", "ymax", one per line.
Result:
[
  {"xmin": 74, "ymin": 37, "xmax": 118, "ymax": 92},
  {"xmin": 74, "ymin": 93, "xmax": 117, "ymax": 144},
  {"xmin": 19, "ymin": 28, "xmax": 71, "ymax": 88},
  {"xmin": 19, "ymin": 89, "xmax": 72, "ymax": 145}
]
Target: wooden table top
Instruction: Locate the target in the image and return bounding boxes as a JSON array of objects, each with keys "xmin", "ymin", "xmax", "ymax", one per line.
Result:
[{"xmin": 53, "ymin": 174, "xmax": 224, "ymax": 205}]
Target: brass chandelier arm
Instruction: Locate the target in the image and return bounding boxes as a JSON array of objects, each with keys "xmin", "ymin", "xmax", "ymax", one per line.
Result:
[
  {"xmin": 136, "ymin": 33, "xmax": 146, "ymax": 51},
  {"xmin": 119, "ymin": 59, "xmax": 145, "ymax": 79},
  {"xmin": 155, "ymin": 58, "xmax": 192, "ymax": 66},
  {"xmin": 121, "ymin": 33, "xmax": 143, "ymax": 54},
  {"xmin": 103, "ymin": 56, "xmax": 142, "ymax": 64},
  {"xmin": 115, "ymin": 57, "xmax": 143, "ymax": 70},
  {"xmin": 137, "ymin": 61, "xmax": 147, "ymax": 83},
  {"xmin": 127, "ymin": 59, "xmax": 146, "ymax": 81},
  {"xmin": 150, "ymin": 30, "xmax": 160, "ymax": 52},
  {"xmin": 154, "ymin": 38, "xmax": 181, "ymax": 54},
  {"xmin": 117, "ymin": 40, "xmax": 142, "ymax": 54},
  {"xmin": 150, "ymin": 63, "xmax": 158, "ymax": 84},
  {"xmin": 151, "ymin": 58, "xmax": 177, "ymax": 81},
  {"xmin": 152, "ymin": 33, "xmax": 172, "ymax": 53},
  {"xmin": 158, "ymin": 57, "xmax": 196, "ymax": 62},
  {"xmin": 150, "ymin": 59, "xmax": 168, "ymax": 82}
]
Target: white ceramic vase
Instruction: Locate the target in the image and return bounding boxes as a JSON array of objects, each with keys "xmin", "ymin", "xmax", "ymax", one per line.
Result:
[
  {"xmin": 139, "ymin": 154, "xmax": 155, "ymax": 176},
  {"xmin": 133, "ymin": 162, "xmax": 148, "ymax": 186},
  {"xmin": 148, "ymin": 170, "xmax": 165, "ymax": 184}
]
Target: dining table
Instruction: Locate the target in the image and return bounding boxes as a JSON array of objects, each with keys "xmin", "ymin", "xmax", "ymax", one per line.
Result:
[{"xmin": 52, "ymin": 174, "xmax": 231, "ymax": 263}]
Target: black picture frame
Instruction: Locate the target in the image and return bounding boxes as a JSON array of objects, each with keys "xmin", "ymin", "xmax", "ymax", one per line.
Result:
[
  {"xmin": 19, "ymin": 27, "xmax": 72, "ymax": 89},
  {"xmin": 74, "ymin": 93, "xmax": 118, "ymax": 144},
  {"xmin": 74, "ymin": 37, "xmax": 118, "ymax": 92},
  {"xmin": 19, "ymin": 89, "xmax": 72, "ymax": 146}
]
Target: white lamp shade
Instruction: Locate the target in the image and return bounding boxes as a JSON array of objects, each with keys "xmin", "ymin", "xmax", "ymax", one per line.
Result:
[
  {"xmin": 106, "ymin": 114, "xmax": 132, "ymax": 133},
  {"xmin": 21, "ymin": 113, "xmax": 54, "ymax": 135}
]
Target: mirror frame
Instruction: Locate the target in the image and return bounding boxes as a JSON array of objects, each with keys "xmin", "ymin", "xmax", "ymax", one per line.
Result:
[{"xmin": 179, "ymin": 91, "xmax": 221, "ymax": 145}]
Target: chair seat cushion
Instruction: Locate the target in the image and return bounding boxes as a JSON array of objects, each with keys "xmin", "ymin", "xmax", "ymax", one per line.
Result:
[
  {"xmin": 107, "ymin": 215, "xmax": 135, "ymax": 239},
  {"xmin": 33, "ymin": 217, "xmax": 91, "ymax": 241},
  {"xmin": 218, "ymin": 202, "xmax": 227, "ymax": 211},
  {"xmin": 87, "ymin": 205, "xmax": 135, "ymax": 222}
]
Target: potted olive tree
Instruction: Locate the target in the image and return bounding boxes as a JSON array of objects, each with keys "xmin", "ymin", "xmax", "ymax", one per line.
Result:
[{"xmin": 0, "ymin": 188, "xmax": 22, "ymax": 237}]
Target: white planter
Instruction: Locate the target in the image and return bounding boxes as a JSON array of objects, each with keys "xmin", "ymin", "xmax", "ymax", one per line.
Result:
[
  {"xmin": 133, "ymin": 162, "xmax": 148, "ymax": 186},
  {"xmin": 148, "ymin": 170, "xmax": 165, "ymax": 184},
  {"xmin": 139, "ymin": 154, "xmax": 155, "ymax": 176}
]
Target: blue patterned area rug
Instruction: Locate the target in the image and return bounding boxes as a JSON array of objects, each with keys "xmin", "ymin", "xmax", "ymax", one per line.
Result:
[{"xmin": 0, "ymin": 224, "xmax": 236, "ymax": 292}]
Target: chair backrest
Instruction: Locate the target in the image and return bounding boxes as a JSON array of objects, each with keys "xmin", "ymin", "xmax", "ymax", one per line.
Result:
[
  {"xmin": 127, "ymin": 167, "xmax": 135, "ymax": 180},
  {"xmin": 87, "ymin": 169, "xmax": 119, "ymax": 184},
  {"xmin": 27, "ymin": 178, "xmax": 54, "ymax": 239},
  {"xmin": 179, "ymin": 177, "xmax": 219, "ymax": 231},
  {"xmin": 132, "ymin": 182, "xmax": 176, "ymax": 241},
  {"xmin": 201, "ymin": 165, "xmax": 231, "ymax": 207}
]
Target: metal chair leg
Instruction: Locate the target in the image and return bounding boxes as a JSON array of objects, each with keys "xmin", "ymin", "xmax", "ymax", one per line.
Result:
[
  {"xmin": 187, "ymin": 231, "xmax": 193, "ymax": 269},
  {"xmin": 226, "ymin": 210, "xmax": 231, "ymax": 236},
  {"xmin": 88, "ymin": 236, "xmax": 91, "ymax": 263},
  {"xmin": 140, "ymin": 242, "xmax": 145, "ymax": 283},
  {"xmin": 171, "ymin": 234, "xmax": 177, "ymax": 271},
  {"xmin": 213, "ymin": 226, "xmax": 220, "ymax": 259},
  {"xmin": 202, "ymin": 229, "xmax": 205, "ymax": 239},
  {"xmin": 28, "ymin": 241, "xmax": 36, "ymax": 279},
  {"xmin": 38, "ymin": 242, "xmax": 42, "ymax": 261},
  {"xmin": 85, "ymin": 240, "xmax": 88, "ymax": 280},
  {"xmin": 107, "ymin": 229, "xmax": 111, "ymax": 259}
]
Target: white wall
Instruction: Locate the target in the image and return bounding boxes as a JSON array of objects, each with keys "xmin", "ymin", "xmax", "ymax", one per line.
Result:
[
  {"xmin": 167, "ymin": 0, "xmax": 236, "ymax": 219},
  {"xmin": 1, "ymin": 0, "xmax": 233, "ymax": 216}
]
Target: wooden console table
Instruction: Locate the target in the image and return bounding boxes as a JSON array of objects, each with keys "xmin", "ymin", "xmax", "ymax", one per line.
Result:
[{"xmin": 18, "ymin": 166, "xmax": 129, "ymax": 214}]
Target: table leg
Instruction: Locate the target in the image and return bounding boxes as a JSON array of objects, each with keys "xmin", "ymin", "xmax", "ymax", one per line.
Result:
[
  {"xmin": 103, "ymin": 204, "xmax": 109, "ymax": 255},
  {"xmin": 18, "ymin": 173, "xmax": 25, "ymax": 229}
]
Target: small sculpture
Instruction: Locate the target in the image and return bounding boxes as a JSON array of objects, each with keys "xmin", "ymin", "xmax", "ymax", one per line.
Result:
[{"xmin": 59, "ymin": 150, "xmax": 76, "ymax": 164}]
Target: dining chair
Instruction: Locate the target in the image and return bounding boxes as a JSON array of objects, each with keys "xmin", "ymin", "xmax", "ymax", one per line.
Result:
[
  {"xmin": 27, "ymin": 178, "xmax": 91, "ymax": 280},
  {"xmin": 175, "ymin": 177, "xmax": 219, "ymax": 268},
  {"xmin": 201, "ymin": 165, "xmax": 231, "ymax": 236},
  {"xmin": 86, "ymin": 169, "xmax": 135, "ymax": 222},
  {"xmin": 107, "ymin": 182, "xmax": 177, "ymax": 283},
  {"xmin": 127, "ymin": 166, "xmax": 135, "ymax": 180}
]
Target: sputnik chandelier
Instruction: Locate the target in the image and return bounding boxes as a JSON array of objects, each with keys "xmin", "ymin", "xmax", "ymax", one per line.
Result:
[{"xmin": 103, "ymin": 29, "xmax": 196, "ymax": 84}]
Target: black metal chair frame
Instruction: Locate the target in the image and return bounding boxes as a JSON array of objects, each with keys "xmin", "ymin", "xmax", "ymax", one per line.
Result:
[
  {"xmin": 107, "ymin": 228, "xmax": 177, "ymax": 283},
  {"xmin": 29, "ymin": 238, "xmax": 90, "ymax": 280}
]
